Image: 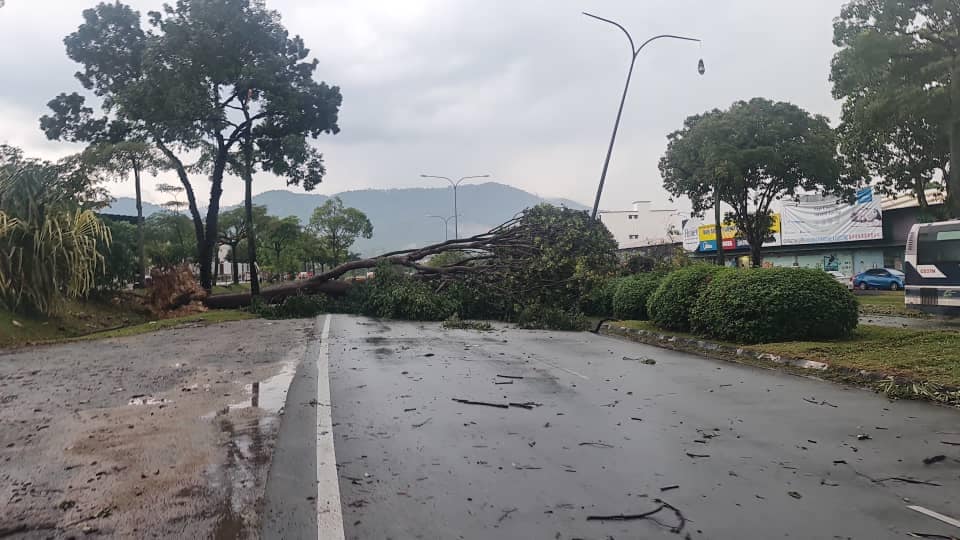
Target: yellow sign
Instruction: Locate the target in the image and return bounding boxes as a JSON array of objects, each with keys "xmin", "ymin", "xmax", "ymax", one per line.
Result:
[{"xmin": 697, "ymin": 214, "xmax": 780, "ymax": 242}]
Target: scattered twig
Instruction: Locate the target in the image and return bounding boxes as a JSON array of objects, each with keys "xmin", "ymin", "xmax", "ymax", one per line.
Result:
[
  {"xmin": 494, "ymin": 381, "xmax": 514, "ymax": 385},
  {"xmin": 941, "ymin": 440, "xmax": 960, "ymax": 446},
  {"xmin": 685, "ymin": 453, "xmax": 710, "ymax": 459},
  {"xmin": 923, "ymin": 455, "xmax": 946, "ymax": 466},
  {"xmin": 579, "ymin": 441, "xmax": 614, "ymax": 448},
  {"xmin": 509, "ymin": 402, "xmax": 541, "ymax": 409},
  {"xmin": 497, "ymin": 507, "xmax": 518, "ymax": 523},
  {"xmin": 802, "ymin": 397, "xmax": 839, "ymax": 407},
  {"xmin": 660, "ymin": 485, "xmax": 679, "ymax": 492},
  {"xmin": 587, "ymin": 498, "xmax": 687, "ymax": 534},
  {"xmin": 496, "ymin": 374, "xmax": 524, "ymax": 379},
  {"xmin": 403, "ymin": 408, "xmax": 417, "ymax": 412},
  {"xmin": 452, "ymin": 398, "xmax": 508, "ymax": 409},
  {"xmin": 908, "ymin": 533, "xmax": 960, "ymax": 540},
  {"xmin": 878, "ymin": 477, "xmax": 941, "ymax": 486},
  {"xmin": 630, "ymin": 417, "xmax": 643, "ymax": 421},
  {"xmin": 412, "ymin": 417, "xmax": 432, "ymax": 429}
]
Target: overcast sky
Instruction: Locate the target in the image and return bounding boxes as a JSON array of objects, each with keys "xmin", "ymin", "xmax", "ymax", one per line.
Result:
[{"xmin": 0, "ymin": 0, "xmax": 846, "ymax": 209}]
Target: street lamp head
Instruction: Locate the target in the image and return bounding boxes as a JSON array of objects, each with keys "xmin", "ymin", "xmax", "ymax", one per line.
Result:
[{"xmin": 698, "ymin": 58, "xmax": 705, "ymax": 76}]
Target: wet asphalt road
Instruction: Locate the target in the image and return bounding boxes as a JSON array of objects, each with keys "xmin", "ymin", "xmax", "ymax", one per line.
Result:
[{"xmin": 284, "ymin": 315, "xmax": 960, "ymax": 539}]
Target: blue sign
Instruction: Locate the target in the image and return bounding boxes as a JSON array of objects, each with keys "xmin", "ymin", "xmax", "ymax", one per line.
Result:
[{"xmin": 856, "ymin": 187, "xmax": 873, "ymax": 204}]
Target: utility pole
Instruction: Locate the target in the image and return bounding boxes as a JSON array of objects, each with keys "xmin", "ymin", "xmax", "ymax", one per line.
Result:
[{"xmin": 583, "ymin": 12, "xmax": 704, "ymax": 219}]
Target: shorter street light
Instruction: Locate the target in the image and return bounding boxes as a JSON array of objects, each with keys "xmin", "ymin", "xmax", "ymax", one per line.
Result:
[
  {"xmin": 421, "ymin": 174, "xmax": 490, "ymax": 239},
  {"xmin": 426, "ymin": 214, "xmax": 458, "ymax": 242}
]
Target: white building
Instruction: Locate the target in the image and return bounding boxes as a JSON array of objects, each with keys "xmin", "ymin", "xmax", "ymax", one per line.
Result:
[{"xmin": 598, "ymin": 201, "xmax": 679, "ymax": 249}]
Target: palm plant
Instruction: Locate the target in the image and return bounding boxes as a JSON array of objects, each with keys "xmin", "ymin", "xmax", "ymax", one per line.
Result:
[{"xmin": 0, "ymin": 160, "xmax": 110, "ymax": 314}]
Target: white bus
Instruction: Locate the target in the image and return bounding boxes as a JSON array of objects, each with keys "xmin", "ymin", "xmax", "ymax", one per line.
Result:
[{"xmin": 904, "ymin": 220, "xmax": 960, "ymax": 314}]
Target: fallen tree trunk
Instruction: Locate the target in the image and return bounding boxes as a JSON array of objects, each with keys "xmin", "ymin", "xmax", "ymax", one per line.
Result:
[
  {"xmin": 204, "ymin": 279, "xmax": 351, "ymax": 309},
  {"xmin": 203, "ymin": 218, "xmax": 528, "ymax": 309}
]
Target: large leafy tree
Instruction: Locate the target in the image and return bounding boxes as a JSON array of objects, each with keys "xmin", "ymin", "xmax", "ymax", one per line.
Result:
[
  {"xmin": 308, "ymin": 198, "xmax": 373, "ymax": 266},
  {"xmin": 42, "ymin": 0, "xmax": 342, "ymax": 291},
  {"xmin": 831, "ymin": 0, "xmax": 958, "ymax": 215},
  {"xmin": 660, "ymin": 98, "xmax": 841, "ymax": 267}
]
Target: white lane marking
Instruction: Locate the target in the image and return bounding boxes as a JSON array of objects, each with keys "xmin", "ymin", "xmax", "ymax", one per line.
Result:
[
  {"xmin": 528, "ymin": 356, "xmax": 590, "ymax": 381},
  {"xmin": 908, "ymin": 505, "xmax": 960, "ymax": 529},
  {"xmin": 316, "ymin": 315, "xmax": 344, "ymax": 540}
]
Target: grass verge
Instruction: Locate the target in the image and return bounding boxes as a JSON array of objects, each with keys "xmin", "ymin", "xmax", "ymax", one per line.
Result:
[
  {"xmin": 855, "ymin": 291, "xmax": 931, "ymax": 319},
  {"xmin": 1, "ymin": 300, "xmax": 253, "ymax": 349},
  {"xmin": 76, "ymin": 310, "xmax": 254, "ymax": 341},
  {"xmin": 614, "ymin": 319, "xmax": 960, "ymax": 389},
  {"xmin": 211, "ymin": 282, "xmax": 252, "ymax": 295}
]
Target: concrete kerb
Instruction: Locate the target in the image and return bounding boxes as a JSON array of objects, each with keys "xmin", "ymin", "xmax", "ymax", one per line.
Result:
[{"xmin": 599, "ymin": 323, "xmax": 960, "ymax": 405}]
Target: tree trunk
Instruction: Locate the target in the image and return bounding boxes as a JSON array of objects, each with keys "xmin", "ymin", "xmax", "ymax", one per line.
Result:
[
  {"xmin": 231, "ymin": 243, "xmax": 239, "ymax": 285},
  {"xmin": 200, "ymin": 154, "xmax": 228, "ymax": 291},
  {"xmin": 243, "ymin": 127, "xmax": 260, "ymax": 297},
  {"xmin": 132, "ymin": 159, "xmax": 146, "ymax": 288},
  {"xmin": 950, "ymin": 57, "xmax": 960, "ymax": 218},
  {"xmin": 714, "ymin": 189, "xmax": 725, "ymax": 266},
  {"xmin": 750, "ymin": 242, "xmax": 763, "ymax": 268}
]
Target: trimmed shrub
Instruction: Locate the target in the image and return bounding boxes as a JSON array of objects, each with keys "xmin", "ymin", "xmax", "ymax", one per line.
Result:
[
  {"xmin": 612, "ymin": 273, "xmax": 664, "ymax": 320},
  {"xmin": 581, "ymin": 276, "xmax": 626, "ymax": 317},
  {"xmin": 647, "ymin": 264, "xmax": 728, "ymax": 331},
  {"xmin": 690, "ymin": 267, "xmax": 859, "ymax": 344}
]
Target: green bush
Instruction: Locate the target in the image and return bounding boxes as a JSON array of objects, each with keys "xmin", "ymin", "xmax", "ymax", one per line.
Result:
[
  {"xmin": 690, "ymin": 267, "xmax": 859, "ymax": 344},
  {"xmin": 612, "ymin": 273, "xmax": 664, "ymax": 320},
  {"xmin": 647, "ymin": 264, "xmax": 728, "ymax": 331},
  {"xmin": 516, "ymin": 303, "xmax": 588, "ymax": 331},
  {"xmin": 581, "ymin": 276, "xmax": 626, "ymax": 317}
]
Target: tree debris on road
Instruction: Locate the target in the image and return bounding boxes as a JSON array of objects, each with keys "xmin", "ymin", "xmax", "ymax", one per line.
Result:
[
  {"xmin": 803, "ymin": 397, "xmax": 839, "ymax": 407},
  {"xmin": 586, "ymin": 498, "xmax": 687, "ymax": 534},
  {"xmin": 685, "ymin": 453, "xmax": 710, "ymax": 459},
  {"xmin": 579, "ymin": 441, "xmax": 614, "ymax": 448},
  {"xmin": 922, "ymin": 455, "xmax": 947, "ymax": 465},
  {"xmin": 412, "ymin": 418, "xmax": 432, "ymax": 429},
  {"xmin": 452, "ymin": 398, "xmax": 509, "ymax": 409},
  {"xmin": 496, "ymin": 374, "xmax": 524, "ymax": 379}
]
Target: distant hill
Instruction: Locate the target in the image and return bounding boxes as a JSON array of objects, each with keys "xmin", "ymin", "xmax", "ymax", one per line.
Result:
[
  {"xmin": 104, "ymin": 182, "xmax": 588, "ymax": 255},
  {"xmin": 103, "ymin": 198, "xmax": 165, "ymax": 217}
]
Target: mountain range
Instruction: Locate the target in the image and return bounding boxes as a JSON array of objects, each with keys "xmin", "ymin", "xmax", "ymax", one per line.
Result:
[{"xmin": 104, "ymin": 182, "xmax": 588, "ymax": 255}]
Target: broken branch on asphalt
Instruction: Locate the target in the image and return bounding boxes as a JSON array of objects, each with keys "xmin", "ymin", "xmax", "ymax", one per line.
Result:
[
  {"xmin": 587, "ymin": 498, "xmax": 687, "ymax": 534},
  {"xmin": 579, "ymin": 441, "xmax": 614, "ymax": 448},
  {"xmin": 452, "ymin": 398, "xmax": 508, "ymax": 409}
]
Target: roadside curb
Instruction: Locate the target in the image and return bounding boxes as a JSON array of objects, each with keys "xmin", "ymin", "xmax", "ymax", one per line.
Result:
[{"xmin": 599, "ymin": 323, "xmax": 960, "ymax": 405}]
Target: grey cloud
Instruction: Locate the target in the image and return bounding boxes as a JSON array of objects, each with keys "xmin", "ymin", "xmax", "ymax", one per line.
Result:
[{"xmin": 0, "ymin": 0, "xmax": 847, "ymax": 209}]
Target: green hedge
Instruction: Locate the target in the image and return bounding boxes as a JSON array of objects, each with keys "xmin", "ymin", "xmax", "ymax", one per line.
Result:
[
  {"xmin": 647, "ymin": 264, "xmax": 727, "ymax": 331},
  {"xmin": 517, "ymin": 303, "xmax": 588, "ymax": 331},
  {"xmin": 581, "ymin": 276, "xmax": 626, "ymax": 317},
  {"xmin": 612, "ymin": 273, "xmax": 664, "ymax": 320},
  {"xmin": 690, "ymin": 267, "xmax": 859, "ymax": 344}
]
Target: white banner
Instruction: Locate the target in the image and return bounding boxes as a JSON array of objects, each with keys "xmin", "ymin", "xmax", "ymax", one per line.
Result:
[{"xmin": 781, "ymin": 189, "xmax": 882, "ymax": 246}]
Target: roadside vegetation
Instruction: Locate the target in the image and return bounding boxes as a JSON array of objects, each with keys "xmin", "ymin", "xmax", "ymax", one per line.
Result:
[{"xmin": 856, "ymin": 291, "xmax": 931, "ymax": 319}]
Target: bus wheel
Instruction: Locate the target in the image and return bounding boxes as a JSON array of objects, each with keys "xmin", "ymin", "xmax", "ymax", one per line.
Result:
[
  {"xmin": 859, "ymin": 282, "xmax": 868, "ymax": 291},
  {"xmin": 890, "ymin": 282, "xmax": 900, "ymax": 291}
]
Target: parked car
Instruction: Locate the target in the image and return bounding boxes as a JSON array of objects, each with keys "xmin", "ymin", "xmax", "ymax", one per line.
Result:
[
  {"xmin": 852, "ymin": 268, "xmax": 905, "ymax": 291},
  {"xmin": 826, "ymin": 270, "xmax": 852, "ymax": 289}
]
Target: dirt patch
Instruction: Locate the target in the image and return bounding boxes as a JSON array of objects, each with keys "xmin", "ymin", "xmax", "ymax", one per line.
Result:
[{"xmin": 0, "ymin": 318, "xmax": 313, "ymax": 538}]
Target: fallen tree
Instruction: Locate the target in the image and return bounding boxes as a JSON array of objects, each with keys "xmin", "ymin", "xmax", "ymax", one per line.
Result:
[{"xmin": 204, "ymin": 205, "xmax": 618, "ymax": 312}]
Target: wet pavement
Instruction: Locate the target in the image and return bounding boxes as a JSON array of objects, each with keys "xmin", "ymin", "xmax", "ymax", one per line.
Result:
[
  {"xmin": 0, "ymin": 318, "xmax": 314, "ymax": 539},
  {"xmin": 320, "ymin": 315, "xmax": 960, "ymax": 539}
]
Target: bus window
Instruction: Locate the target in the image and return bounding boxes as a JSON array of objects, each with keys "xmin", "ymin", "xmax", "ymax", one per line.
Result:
[{"xmin": 918, "ymin": 230, "xmax": 960, "ymax": 265}]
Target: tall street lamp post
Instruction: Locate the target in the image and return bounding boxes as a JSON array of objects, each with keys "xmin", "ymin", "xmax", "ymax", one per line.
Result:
[
  {"xmin": 421, "ymin": 174, "xmax": 489, "ymax": 238},
  {"xmin": 426, "ymin": 214, "xmax": 457, "ymax": 242},
  {"xmin": 583, "ymin": 12, "xmax": 705, "ymax": 220}
]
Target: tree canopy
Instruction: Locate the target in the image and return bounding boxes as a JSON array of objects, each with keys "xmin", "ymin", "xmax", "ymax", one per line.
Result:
[
  {"xmin": 831, "ymin": 0, "xmax": 958, "ymax": 215},
  {"xmin": 660, "ymin": 98, "xmax": 841, "ymax": 267},
  {"xmin": 308, "ymin": 197, "xmax": 373, "ymax": 266},
  {"xmin": 41, "ymin": 0, "xmax": 342, "ymax": 290}
]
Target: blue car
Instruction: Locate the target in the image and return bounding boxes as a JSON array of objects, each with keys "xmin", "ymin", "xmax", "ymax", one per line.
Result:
[{"xmin": 852, "ymin": 268, "xmax": 905, "ymax": 291}]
